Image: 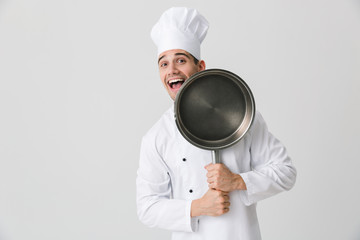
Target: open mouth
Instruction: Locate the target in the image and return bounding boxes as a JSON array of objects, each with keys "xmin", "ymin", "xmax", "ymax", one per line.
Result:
[{"xmin": 168, "ymin": 78, "xmax": 185, "ymax": 90}]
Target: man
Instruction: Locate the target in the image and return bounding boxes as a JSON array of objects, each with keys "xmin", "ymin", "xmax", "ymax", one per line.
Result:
[{"xmin": 136, "ymin": 7, "xmax": 296, "ymax": 240}]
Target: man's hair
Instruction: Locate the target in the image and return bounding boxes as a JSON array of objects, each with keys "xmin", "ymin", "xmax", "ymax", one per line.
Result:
[{"xmin": 190, "ymin": 53, "xmax": 199, "ymax": 65}]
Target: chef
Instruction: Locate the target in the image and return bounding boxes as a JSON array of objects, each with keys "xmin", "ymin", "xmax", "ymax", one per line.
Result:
[{"xmin": 136, "ymin": 7, "xmax": 297, "ymax": 240}]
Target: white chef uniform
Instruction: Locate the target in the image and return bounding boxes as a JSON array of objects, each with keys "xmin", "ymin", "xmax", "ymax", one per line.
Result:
[{"xmin": 136, "ymin": 107, "xmax": 297, "ymax": 240}]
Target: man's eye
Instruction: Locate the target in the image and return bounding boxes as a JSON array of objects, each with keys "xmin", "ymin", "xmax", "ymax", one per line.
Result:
[
  {"xmin": 177, "ymin": 59, "xmax": 185, "ymax": 63},
  {"xmin": 160, "ymin": 62, "xmax": 167, "ymax": 67}
]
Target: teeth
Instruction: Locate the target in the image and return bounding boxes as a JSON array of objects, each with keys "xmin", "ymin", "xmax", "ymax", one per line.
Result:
[{"xmin": 169, "ymin": 79, "xmax": 184, "ymax": 84}]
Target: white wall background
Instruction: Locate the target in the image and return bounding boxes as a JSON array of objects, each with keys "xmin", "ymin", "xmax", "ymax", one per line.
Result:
[{"xmin": 0, "ymin": 0, "xmax": 359, "ymax": 239}]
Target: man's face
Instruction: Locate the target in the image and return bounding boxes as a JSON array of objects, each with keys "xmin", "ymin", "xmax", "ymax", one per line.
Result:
[{"xmin": 158, "ymin": 49, "xmax": 205, "ymax": 100}]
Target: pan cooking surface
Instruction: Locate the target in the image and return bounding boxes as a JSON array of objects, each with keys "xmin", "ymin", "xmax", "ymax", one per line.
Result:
[
  {"xmin": 175, "ymin": 69, "xmax": 255, "ymax": 150},
  {"xmin": 179, "ymin": 74, "xmax": 246, "ymax": 141}
]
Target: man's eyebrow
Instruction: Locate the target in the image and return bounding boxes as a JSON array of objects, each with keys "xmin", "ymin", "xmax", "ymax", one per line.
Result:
[
  {"xmin": 158, "ymin": 55, "xmax": 166, "ymax": 64},
  {"xmin": 158, "ymin": 52, "xmax": 191, "ymax": 64},
  {"xmin": 175, "ymin": 52, "xmax": 191, "ymax": 59}
]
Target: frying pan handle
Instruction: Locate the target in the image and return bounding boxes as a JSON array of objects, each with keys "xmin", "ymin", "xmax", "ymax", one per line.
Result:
[{"xmin": 211, "ymin": 150, "xmax": 220, "ymax": 164}]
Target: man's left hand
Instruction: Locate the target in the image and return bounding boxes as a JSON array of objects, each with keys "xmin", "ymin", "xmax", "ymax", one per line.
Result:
[{"xmin": 205, "ymin": 163, "xmax": 247, "ymax": 192}]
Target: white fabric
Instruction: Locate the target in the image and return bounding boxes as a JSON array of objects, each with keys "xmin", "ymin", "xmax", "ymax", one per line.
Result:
[
  {"xmin": 136, "ymin": 107, "xmax": 297, "ymax": 240},
  {"xmin": 151, "ymin": 7, "xmax": 209, "ymax": 60}
]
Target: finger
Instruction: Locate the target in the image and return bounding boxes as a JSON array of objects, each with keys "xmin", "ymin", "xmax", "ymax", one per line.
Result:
[
  {"xmin": 204, "ymin": 163, "xmax": 212, "ymax": 169},
  {"xmin": 214, "ymin": 163, "xmax": 224, "ymax": 169},
  {"xmin": 217, "ymin": 164, "xmax": 230, "ymax": 173},
  {"xmin": 206, "ymin": 172, "xmax": 213, "ymax": 178},
  {"xmin": 209, "ymin": 183, "xmax": 219, "ymax": 190},
  {"xmin": 219, "ymin": 194, "xmax": 230, "ymax": 203},
  {"xmin": 210, "ymin": 185, "xmax": 221, "ymax": 191},
  {"xmin": 207, "ymin": 170, "xmax": 220, "ymax": 179},
  {"xmin": 210, "ymin": 180, "xmax": 218, "ymax": 188},
  {"xmin": 223, "ymin": 195, "xmax": 230, "ymax": 202},
  {"xmin": 205, "ymin": 163, "xmax": 215, "ymax": 170}
]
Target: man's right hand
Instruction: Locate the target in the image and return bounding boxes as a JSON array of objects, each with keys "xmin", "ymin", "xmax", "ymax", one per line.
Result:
[{"xmin": 190, "ymin": 188, "xmax": 230, "ymax": 217}]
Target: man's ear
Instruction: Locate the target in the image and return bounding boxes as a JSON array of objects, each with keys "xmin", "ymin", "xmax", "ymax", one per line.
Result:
[{"xmin": 198, "ymin": 60, "xmax": 206, "ymax": 71}]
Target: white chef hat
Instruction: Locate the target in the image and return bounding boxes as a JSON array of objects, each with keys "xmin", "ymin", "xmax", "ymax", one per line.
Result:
[{"xmin": 151, "ymin": 7, "xmax": 209, "ymax": 60}]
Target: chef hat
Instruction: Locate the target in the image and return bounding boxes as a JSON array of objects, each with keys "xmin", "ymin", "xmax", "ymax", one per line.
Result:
[{"xmin": 151, "ymin": 7, "xmax": 209, "ymax": 60}]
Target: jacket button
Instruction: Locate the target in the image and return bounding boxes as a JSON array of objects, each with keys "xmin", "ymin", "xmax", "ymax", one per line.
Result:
[
  {"xmin": 182, "ymin": 158, "xmax": 186, "ymax": 162},
  {"xmin": 189, "ymin": 189, "xmax": 193, "ymax": 193}
]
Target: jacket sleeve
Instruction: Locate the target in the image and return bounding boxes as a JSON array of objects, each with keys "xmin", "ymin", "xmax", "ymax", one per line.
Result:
[
  {"xmin": 239, "ymin": 112, "xmax": 297, "ymax": 206},
  {"xmin": 136, "ymin": 135, "xmax": 197, "ymax": 232}
]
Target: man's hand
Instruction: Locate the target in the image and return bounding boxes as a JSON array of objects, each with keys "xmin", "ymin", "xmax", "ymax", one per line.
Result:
[
  {"xmin": 191, "ymin": 188, "xmax": 230, "ymax": 217},
  {"xmin": 205, "ymin": 163, "xmax": 247, "ymax": 192}
]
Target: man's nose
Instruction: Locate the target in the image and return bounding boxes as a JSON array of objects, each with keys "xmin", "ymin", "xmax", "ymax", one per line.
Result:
[{"xmin": 167, "ymin": 63, "xmax": 179, "ymax": 76}]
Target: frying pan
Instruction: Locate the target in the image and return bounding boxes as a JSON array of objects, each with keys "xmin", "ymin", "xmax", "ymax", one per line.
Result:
[{"xmin": 174, "ymin": 69, "xmax": 255, "ymax": 164}]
